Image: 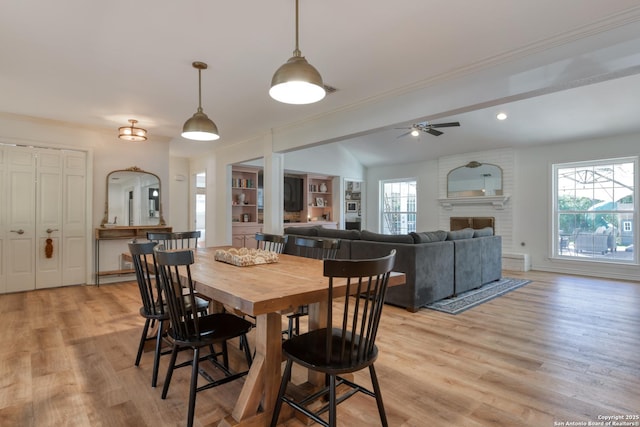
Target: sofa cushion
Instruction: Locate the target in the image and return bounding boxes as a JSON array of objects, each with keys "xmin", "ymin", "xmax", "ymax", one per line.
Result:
[
  {"xmin": 473, "ymin": 227, "xmax": 494, "ymax": 237},
  {"xmin": 284, "ymin": 226, "xmax": 318, "ymax": 236},
  {"xmin": 446, "ymin": 228, "xmax": 475, "ymax": 240},
  {"xmin": 361, "ymin": 230, "xmax": 414, "ymax": 244},
  {"xmin": 316, "ymin": 228, "xmax": 361, "ymax": 240},
  {"xmin": 410, "ymin": 230, "xmax": 448, "ymax": 243}
]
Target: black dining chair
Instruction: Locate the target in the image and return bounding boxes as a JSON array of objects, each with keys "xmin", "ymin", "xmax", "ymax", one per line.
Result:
[
  {"xmin": 255, "ymin": 232, "xmax": 289, "ymax": 254},
  {"xmin": 154, "ymin": 245, "xmax": 253, "ymax": 427},
  {"xmin": 128, "ymin": 241, "xmax": 210, "ymax": 388},
  {"xmin": 287, "ymin": 237, "xmax": 341, "ymax": 338},
  {"xmin": 147, "ymin": 230, "xmax": 201, "ymax": 249},
  {"xmin": 270, "ymin": 250, "xmax": 397, "ymax": 427}
]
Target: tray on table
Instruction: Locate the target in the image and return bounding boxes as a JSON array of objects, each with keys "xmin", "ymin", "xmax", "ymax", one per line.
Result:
[{"xmin": 214, "ymin": 247, "xmax": 279, "ymax": 266}]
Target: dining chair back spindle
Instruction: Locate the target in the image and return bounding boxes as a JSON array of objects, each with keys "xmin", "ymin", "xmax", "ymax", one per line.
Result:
[
  {"xmin": 154, "ymin": 245, "xmax": 254, "ymax": 427},
  {"xmin": 147, "ymin": 230, "xmax": 201, "ymax": 249},
  {"xmin": 128, "ymin": 241, "xmax": 169, "ymax": 388},
  {"xmin": 255, "ymin": 232, "xmax": 288, "ymax": 254},
  {"xmin": 287, "ymin": 236, "xmax": 342, "ymax": 338},
  {"xmin": 270, "ymin": 250, "xmax": 397, "ymax": 427},
  {"xmin": 294, "ymin": 236, "xmax": 341, "ymax": 260}
]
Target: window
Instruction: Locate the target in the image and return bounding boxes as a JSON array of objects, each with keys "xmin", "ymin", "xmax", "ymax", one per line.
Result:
[
  {"xmin": 553, "ymin": 158, "xmax": 636, "ymax": 263},
  {"xmin": 381, "ymin": 179, "xmax": 416, "ymax": 234}
]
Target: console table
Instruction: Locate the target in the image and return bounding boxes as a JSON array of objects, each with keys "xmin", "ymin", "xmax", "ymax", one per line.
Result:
[{"xmin": 94, "ymin": 225, "xmax": 172, "ymax": 285}]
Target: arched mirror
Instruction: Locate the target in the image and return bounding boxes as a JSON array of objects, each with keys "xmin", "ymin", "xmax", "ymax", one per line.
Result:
[
  {"xmin": 447, "ymin": 161, "xmax": 503, "ymax": 197},
  {"xmin": 101, "ymin": 167, "xmax": 165, "ymax": 226}
]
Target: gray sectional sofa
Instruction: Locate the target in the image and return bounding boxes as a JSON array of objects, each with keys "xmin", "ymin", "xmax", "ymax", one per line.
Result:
[{"xmin": 283, "ymin": 226, "xmax": 502, "ymax": 312}]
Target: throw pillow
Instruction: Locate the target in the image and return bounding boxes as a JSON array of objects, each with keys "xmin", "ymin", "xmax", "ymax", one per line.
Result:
[
  {"xmin": 473, "ymin": 227, "xmax": 494, "ymax": 237},
  {"xmin": 284, "ymin": 226, "xmax": 319, "ymax": 236},
  {"xmin": 410, "ymin": 230, "xmax": 448, "ymax": 243},
  {"xmin": 316, "ymin": 228, "xmax": 361, "ymax": 240},
  {"xmin": 446, "ymin": 228, "xmax": 475, "ymax": 240},
  {"xmin": 361, "ymin": 230, "xmax": 414, "ymax": 244}
]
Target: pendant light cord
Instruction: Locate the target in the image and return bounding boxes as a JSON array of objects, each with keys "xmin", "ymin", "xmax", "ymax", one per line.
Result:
[
  {"xmin": 197, "ymin": 68, "xmax": 203, "ymax": 113},
  {"xmin": 293, "ymin": 0, "xmax": 301, "ymax": 57}
]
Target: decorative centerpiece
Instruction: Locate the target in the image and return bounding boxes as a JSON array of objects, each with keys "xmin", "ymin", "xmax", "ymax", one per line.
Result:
[{"xmin": 214, "ymin": 247, "xmax": 279, "ymax": 266}]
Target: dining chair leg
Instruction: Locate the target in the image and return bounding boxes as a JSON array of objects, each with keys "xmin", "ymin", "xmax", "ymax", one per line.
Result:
[
  {"xmin": 221, "ymin": 341, "xmax": 229, "ymax": 368},
  {"xmin": 369, "ymin": 364, "xmax": 389, "ymax": 427},
  {"xmin": 162, "ymin": 345, "xmax": 180, "ymax": 399},
  {"xmin": 135, "ymin": 318, "xmax": 151, "ymax": 366},
  {"xmin": 270, "ymin": 359, "xmax": 293, "ymax": 427},
  {"xmin": 151, "ymin": 319, "xmax": 165, "ymax": 387},
  {"xmin": 329, "ymin": 374, "xmax": 337, "ymax": 427},
  {"xmin": 187, "ymin": 347, "xmax": 200, "ymax": 427},
  {"xmin": 241, "ymin": 335, "xmax": 253, "ymax": 366}
]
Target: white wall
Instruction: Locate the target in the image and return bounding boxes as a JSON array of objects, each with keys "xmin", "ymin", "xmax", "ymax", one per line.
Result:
[
  {"xmin": 365, "ymin": 133, "xmax": 640, "ymax": 281},
  {"xmin": 366, "ymin": 159, "xmax": 439, "ymax": 232},
  {"xmin": 514, "ymin": 132, "xmax": 640, "ymax": 280},
  {"xmin": 169, "ymin": 156, "xmax": 190, "ymax": 231},
  {"xmin": 0, "ymin": 113, "xmax": 170, "ymax": 283}
]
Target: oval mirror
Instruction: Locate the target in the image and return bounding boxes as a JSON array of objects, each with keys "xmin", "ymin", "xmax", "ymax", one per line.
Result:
[
  {"xmin": 447, "ymin": 161, "xmax": 503, "ymax": 197},
  {"xmin": 101, "ymin": 167, "xmax": 165, "ymax": 226}
]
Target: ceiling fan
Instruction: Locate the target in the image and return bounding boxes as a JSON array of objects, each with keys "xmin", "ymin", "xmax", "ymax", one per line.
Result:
[{"xmin": 396, "ymin": 121, "xmax": 460, "ymax": 138}]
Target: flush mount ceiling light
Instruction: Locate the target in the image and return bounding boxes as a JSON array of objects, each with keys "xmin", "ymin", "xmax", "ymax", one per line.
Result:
[
  {"xmin": 496, "ymin": 112, "xmax": 508, "ymax": 120},
  {"xmin": 182, "ymin": 61, "xmax": 220, "ymax": 141},
  {"xmin": 269, "ymin": 0, "xmax": 325, "ymax": 105},
  {"xmin": 118, "ymin": 119, "xmax": 147, "ymax": 142}
]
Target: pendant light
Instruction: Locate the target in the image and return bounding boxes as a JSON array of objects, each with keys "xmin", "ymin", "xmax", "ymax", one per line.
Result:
[
  {"xmin": 269, "ymin": 0, "xmax": 325, "ymax": 105},
  {"xmin": 118, "ymin": 119, "xmax": 147, "ymax": 141},
  {"xmin": 182, "ymin": 61, "xmax": 220, "ymax": 141}
]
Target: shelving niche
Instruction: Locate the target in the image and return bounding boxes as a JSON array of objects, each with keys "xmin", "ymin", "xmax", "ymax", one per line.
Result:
[
  {"xmin": 306, "ymin": 175, "xmax": 333, "ymax": 222},
  {"xmin": 231, "ymin": 166, "xmax": 261, "ymax": 247}
]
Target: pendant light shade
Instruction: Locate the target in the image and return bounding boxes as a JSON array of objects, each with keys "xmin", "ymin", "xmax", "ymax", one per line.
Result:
[
  {"xmin": 118, "ymin": 119, "xmax": 147, "ymax": 142},
  {"xmin": 182, "ymin": 61, "xmax": 220, "ymax": 141},
  {"xmin": 270, "ymin": 0, "xmax": 325, "ymax": 105}
]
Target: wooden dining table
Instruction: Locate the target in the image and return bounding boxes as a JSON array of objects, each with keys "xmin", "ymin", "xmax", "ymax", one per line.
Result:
[{"xmin": 130, "ymin": 246, "xmax": 404, "ymax": 427}]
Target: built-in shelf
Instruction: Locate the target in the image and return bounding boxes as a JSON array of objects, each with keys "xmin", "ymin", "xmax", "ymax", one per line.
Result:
[{"xmin": 438, "ymin": 195, "xmax": 511, "ymax": 210}]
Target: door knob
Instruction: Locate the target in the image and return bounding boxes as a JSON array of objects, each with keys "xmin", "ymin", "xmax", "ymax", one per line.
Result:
[
  {"xmin": 46, "ymin": 228, "xmax": 59, "ymax": 234},
  {"xmin": 10, "ymin": 229, "xmax": 25, "ymax": 235}
]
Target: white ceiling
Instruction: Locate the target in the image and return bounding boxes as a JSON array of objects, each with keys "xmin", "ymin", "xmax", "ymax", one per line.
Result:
[{"xmin": 2, "ymin": 1, "xmax": 640, "ymax": 166}]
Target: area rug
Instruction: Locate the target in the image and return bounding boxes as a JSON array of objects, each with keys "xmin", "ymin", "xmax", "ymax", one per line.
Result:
[{"xmin": 424, "ymin": 278, "xmax": 531, "ymax": 315}]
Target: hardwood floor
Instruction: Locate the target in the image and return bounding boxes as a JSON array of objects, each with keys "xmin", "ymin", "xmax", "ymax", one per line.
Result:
[{"xmin": 0, "ymin": 270, "xmax": 638, "ymax": 426}]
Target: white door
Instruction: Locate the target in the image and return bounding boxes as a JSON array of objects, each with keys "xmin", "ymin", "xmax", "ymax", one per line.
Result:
[
  {"xmin": 0, "ymin": 145, "xmax": 87, "ymax": 293},
  {"xmin": 3, "ymin": 147, "xmax": 37, "ymax": 293}
]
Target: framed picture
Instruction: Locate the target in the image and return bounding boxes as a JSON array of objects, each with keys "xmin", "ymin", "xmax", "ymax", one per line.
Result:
[
  {"xmin": 346, "ymin": 201, "xmax": 358, "ymax": 212},
  {"xmin": 316, "ymin": 197, "xmax": 325, "ymax": 207},
  {"xmin": 352, "ymin": 181, "xmax": 361, "ymax": 192}
]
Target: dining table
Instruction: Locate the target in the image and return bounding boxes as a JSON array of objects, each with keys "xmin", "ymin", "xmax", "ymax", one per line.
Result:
[{"xmin": 129, "ymin": 246, "xmax": 405, "ymax": 427}]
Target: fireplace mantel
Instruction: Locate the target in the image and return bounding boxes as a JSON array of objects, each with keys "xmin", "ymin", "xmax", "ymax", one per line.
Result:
[{"xmin": 438, "ymin": 195, "xmax": 511, "ymax": 210}]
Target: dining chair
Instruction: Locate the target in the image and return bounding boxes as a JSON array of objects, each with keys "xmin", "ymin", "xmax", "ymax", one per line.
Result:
[
  {"xmin": 287, "ymin": 236, "xmax": 341, "ymax": 338},
  {"xmin": 128, "ymin": 241, "xmax": 209, "ymax": 388},
  {"xmin": 128, "ymin": 241, "xmax": 169, "ymax": 388},
  {"xmin": 270, "ymin": 250, "xmax": 397, "ymax": 427},
  {"xmin": 154, "ymin": 245, "xmax": 253, "ymax": 427},
  {"xmin": 147, "ymin": 230, "xmax": 201, "ymax": 249},
  {"xmin": 255, "ymin": 232, "xmax": 289, "ymax": 253}
]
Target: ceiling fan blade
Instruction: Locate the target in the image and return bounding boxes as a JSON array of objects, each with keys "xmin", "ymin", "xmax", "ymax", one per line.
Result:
[
  {"xmin": 426, "ymin": 128, "xmax": 443, "ymax": 136},
  {"xmin": 429, "ymin": 121, "xmax": 460, "ymax": 128},
  {"xmin": 396, "ymin": 131, "xmax": 412, "ymax": 139}
]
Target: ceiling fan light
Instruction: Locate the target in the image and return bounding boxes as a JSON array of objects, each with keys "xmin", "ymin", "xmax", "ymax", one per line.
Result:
[
  {"xmin": 118, "ymin": 119, "xmax": 147, "ymax": 142},
  {"xmin": 410, "ymin": 128, "xmax": 420, "ymax": 137},
  {"xmin": 182, "ymin": 110, "xmax": 220, "ymax": 141},
  {"xmin": 270, "ymin": 55, "xmax": 326, "ymax": 104}
]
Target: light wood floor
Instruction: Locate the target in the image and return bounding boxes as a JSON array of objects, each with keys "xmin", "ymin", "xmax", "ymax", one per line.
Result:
[{"xmin": 1, "ymin": 270, "xmax": 638, "ymax": 426}]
